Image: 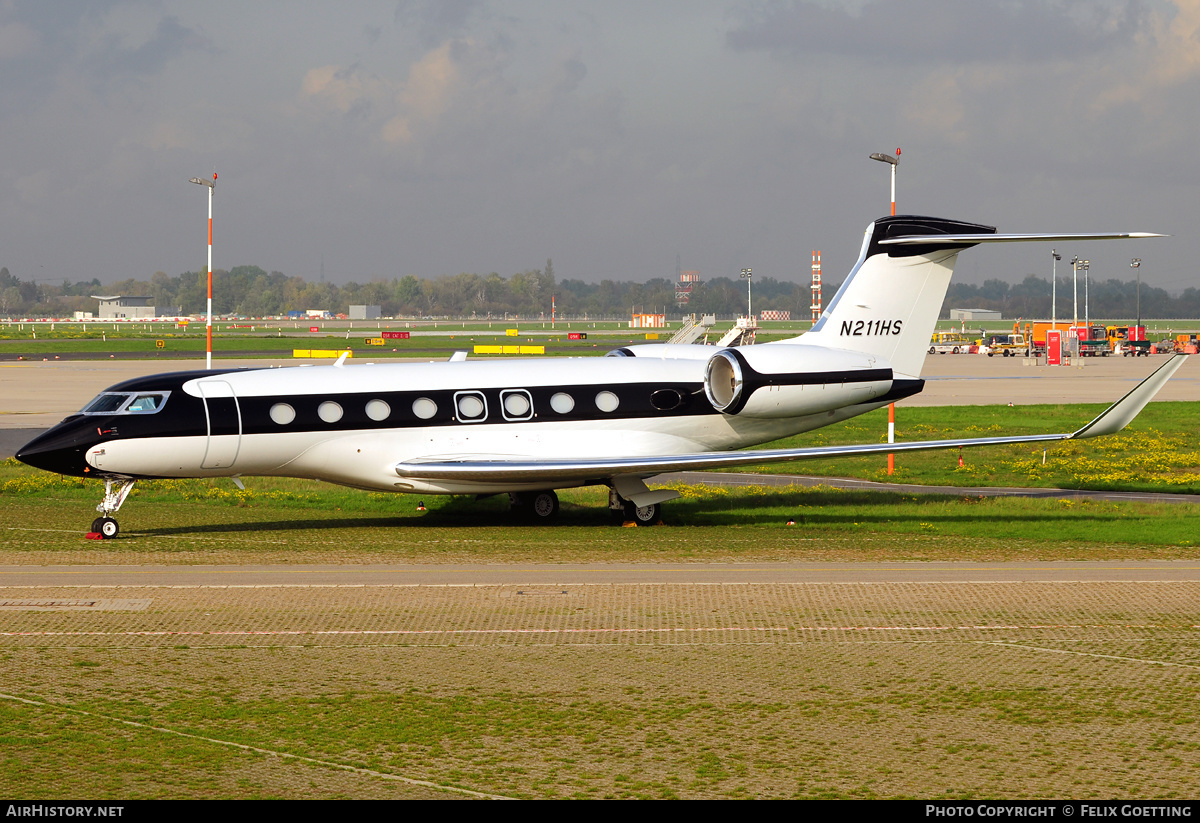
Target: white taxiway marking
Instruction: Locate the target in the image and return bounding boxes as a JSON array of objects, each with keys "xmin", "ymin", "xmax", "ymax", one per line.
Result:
[
  {"xmin": 979, "ymin": 641, "xmax": 1200, "ymax": 671},
  {"xmin": 0, "ymin": 690, "xmax": 512, "ymax": 799}
]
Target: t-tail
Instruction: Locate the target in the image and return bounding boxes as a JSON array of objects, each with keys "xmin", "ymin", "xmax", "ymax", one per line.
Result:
[
  {"xmin": 801, "ymin": 215, "xmax": 995, "ymax": 379},
  {"xmin": 798, "ymin": 215, "xmax": 1164, "ymax": 379}
]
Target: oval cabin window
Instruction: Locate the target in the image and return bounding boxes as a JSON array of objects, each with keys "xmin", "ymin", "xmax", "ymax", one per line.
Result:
[
  {"xmin": 318, "ymin": 401, "xmax": 343, "ymax": 423},
  {"xmin": 595, "ymin": 391, "xmax": 619, "ymax": 413},
  {"xmin": 269, "ymin": 403, "xmax": 296, "ymax": 425},
  {"xmin": 365, "ymin": 399, "xmax": 391, "ymax": 421},
  {"xmin": 550, "ymin": 392, "xmax": 575, "ymax": 414},
  {"xmin": 456, "ymin": 394, "xmax": 485, "ymax": 420},
  {"xmin": 502, "ymin": 391, "xmax": 532, "ymax": 419},
  {"xmin": 412, "ymin": 398, "xmax": 437, "ymax": 420}
]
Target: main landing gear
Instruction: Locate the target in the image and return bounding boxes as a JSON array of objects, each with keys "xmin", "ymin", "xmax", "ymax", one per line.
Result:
[
  {"xmin": 89, "ymin": 478, "xmax": 136, "ymax": 539},
  {"xmin": 509, "ymin": 490, "xmax": 560, "ymax": 522},
  {"xmin": 608, "ymin": 488, "xmax": 664, "ymax": 527},
  {"xmin": 507, "ymin": 488, "xmax": 666, "ymax": 526}
]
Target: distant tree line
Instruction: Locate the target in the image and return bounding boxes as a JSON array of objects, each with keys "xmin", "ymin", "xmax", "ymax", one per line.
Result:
[
  {"xmin": 942, "ymin": 275, "xmax": 1182, "ymax": 322},
  {"xmin": 0, "ymin": 263, "xmax": 1192, "ymax": 321}
]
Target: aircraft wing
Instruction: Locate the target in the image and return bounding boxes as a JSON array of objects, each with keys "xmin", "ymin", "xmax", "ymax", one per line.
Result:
[{"xmin": 395, "ymin": 354, "xmax": 1186, "ymax": 486}]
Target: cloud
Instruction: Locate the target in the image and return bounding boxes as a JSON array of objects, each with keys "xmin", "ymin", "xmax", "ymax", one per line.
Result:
[
  {"xmin": 302, "ymin": 62, "xmax": 389, "ymax": 119},
  {"xmin": 0, "ymin": 18, "xmax": 38, "ymax": 59},
  {"xmin": 726, "ymin": 0, "xmax": 1151, "ymax": 64},
  {"xmin": 1092, "ymin": 0, "xmax": 1200, "ymax": 111},
  {"xmin": 88, "ymin": 14, "xmax": 216, "ymax": 79},
  {"xmin": 393, "ymin": 0, "xmax": 484, "ymax": 48},
  {"xmin": 383, "ymin": 42, "xmax": 463, "ymax": 142}
]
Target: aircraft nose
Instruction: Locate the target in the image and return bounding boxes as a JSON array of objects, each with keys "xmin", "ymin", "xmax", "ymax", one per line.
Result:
[{"xmin": 15, "ymin": 420, "xmax": 96, "ymax": 477}]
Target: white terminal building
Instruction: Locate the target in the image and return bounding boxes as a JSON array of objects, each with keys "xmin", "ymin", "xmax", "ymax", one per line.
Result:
[{"xmin": 92, "ymin": 295, "xmax": 156, "ymax": 319}]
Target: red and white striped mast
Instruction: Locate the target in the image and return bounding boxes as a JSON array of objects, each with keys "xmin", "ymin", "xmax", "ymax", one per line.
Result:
[
  {"xmin": 869, "ymin": 150, "xmax": 900, "ymax": 474},
  {"xmin": 189, "ymin": 172, "xmax": 217, "ymax": 369}
]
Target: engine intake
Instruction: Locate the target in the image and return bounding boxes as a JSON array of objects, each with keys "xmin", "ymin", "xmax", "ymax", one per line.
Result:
[{"xmin": 703, "ymin": 345, "xmax": 894, "ymax": 418}]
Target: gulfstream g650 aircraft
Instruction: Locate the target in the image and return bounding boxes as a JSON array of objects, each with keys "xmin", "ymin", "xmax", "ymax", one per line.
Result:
[{"xmin": 17, "ymin": 215, "xmax": 1182, "ymax": 537}]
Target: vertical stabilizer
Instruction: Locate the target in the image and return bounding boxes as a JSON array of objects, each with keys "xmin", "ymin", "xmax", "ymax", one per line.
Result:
[{"xmin": 800, "ymin": 216, "xmax": 995, "ymax": 377}]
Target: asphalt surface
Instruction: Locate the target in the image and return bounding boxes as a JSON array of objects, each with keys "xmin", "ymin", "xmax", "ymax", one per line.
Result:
[{"xmin": 5, "ymin": 561, "xmax": 1200, "ymax": 586}]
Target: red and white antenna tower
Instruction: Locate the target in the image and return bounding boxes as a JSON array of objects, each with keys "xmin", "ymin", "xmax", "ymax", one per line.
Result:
[
  {"xmin": 810, "ymin": 250, "xmax": 822, "ymax": 324},
  {"xmin": 189, "ymin": 172, "xmax": 217, "ymax": 369}
]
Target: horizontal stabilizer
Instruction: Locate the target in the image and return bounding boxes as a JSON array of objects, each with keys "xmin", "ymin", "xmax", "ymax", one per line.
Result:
[
  {"xmin": 880, "ymin": 232, "xmax": 1165, "ymax": 246},
  {"xmin": 396, "ymin": 355, "xmax": 1187, "ymax": 485}
]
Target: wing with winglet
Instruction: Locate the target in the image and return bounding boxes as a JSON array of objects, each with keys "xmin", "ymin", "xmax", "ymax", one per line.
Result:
[{"xmin": 396, "ymin": 355, "xmax": 1187, "ymax": 500}]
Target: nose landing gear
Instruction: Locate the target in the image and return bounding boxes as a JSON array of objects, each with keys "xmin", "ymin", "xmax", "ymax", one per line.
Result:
[{"xmin": 88, "ymin": 478, "xmax": 136, "ymax": 539}]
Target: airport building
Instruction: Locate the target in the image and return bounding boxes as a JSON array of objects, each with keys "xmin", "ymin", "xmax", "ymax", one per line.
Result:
[
  {"xmin": 92, "ymin": 295, "xmax": 156, "ymax": 319},
  {"xmin": 950, "ymin": 308, "xmax": 1002, "ymax": 321},
  {"xmin": 350, "ymin": 304, "xmax": 382, "ymax": 320}
]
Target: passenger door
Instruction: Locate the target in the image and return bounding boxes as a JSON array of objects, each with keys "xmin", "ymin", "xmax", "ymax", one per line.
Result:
[{"xmin": 198, "ymin": 380, "xmax": 241, "ymax": 469}]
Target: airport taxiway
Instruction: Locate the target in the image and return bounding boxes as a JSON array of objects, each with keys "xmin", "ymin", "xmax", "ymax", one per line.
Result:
[{"xmin": 6, "ymin": 561, "xmax": 1200, "ymax": 587}]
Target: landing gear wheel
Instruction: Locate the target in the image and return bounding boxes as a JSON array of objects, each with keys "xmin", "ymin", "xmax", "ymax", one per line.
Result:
[
  {"xmin": 91, "ymin": 517, "xmax": 105, "ymax": 533},
  {"xmin": 97, "ymin": 517, "xmax": 119, "ymax": 539},
  {"xmin": 623, "ymin": 500, "xmax": 661, "ymax": 526},
  {"xmin": 530, "ymin": 490, "xmax": 559, "ymax": 521},
  {"xmin": 509, "ymin": 491, "xmax": 560, "ymax": 522}
]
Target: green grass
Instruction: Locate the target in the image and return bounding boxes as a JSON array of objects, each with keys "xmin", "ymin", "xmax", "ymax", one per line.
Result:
[
  {"xmin": 2, "ymin": 457, "xmax": 1199, "ymax": 560},
  {"xmin": 749, "ymin": 401, "xmax": 1200, "ymax": 493},
  {"xmin": 0, "ymin": 320, "xmax": 803, "ymax": 358}
]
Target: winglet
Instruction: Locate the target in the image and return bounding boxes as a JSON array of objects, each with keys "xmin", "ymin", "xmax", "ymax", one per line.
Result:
[
  {"xmin": 334, "ymin": 351, "xmax": 350, "ymax": 368},
  {"xmin": 1071, "ymin": 354, "xmax": 1187, "ymax": 439}
]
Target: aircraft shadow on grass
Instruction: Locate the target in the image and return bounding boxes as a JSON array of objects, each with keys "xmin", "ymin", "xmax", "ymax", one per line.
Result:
[{"xmin": 132, "ymin": 487, "xmax": 1125, "ymax": 537}]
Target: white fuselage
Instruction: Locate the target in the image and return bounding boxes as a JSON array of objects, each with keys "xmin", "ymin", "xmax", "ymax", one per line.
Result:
[{"xmin": 81, "ymin": 349, "xmax": 896, "ymax": 495}]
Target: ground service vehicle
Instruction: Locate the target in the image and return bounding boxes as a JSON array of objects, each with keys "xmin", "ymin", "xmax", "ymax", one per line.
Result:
[
  {"xmin": 1072, "ymin": 325, "xmax": 1111, "ymax": 357},
  {"xmin": 928, "ymin": 331, "xmax": 975, "ymax": 354},
  {"xmin": 1107, "ymin": 325, "xmax": 1150, "ymax": 356},
  {"xmin": 984, "ymin": 323, "xmax": 1029, "ymax": 357}
]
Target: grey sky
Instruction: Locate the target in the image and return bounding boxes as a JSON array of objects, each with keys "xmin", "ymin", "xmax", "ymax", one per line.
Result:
[{"xmin": 1, "ymin": 0, "xmax": 1197, "ymax": 296}]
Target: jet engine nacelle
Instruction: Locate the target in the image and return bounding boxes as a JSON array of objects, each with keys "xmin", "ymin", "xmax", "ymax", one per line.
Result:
[{"xmin": 703, "ymin": 345, "xmax": 893, "ymax": 418}]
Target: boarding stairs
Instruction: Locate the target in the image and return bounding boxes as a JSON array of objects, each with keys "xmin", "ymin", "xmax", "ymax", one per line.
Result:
[
  {"xmin": 715, "ymin": 316, "xmax": 759, "ymax": 348},
  {"xmin": 668, "ymin": 314, "xmax": 717, "ymax": 345}
]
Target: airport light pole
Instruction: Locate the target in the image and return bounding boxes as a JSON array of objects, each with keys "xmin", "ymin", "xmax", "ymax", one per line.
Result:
[
  {"xmin": 870, "ymin": 149, "xmax": 901, "ymax": 475},
  {"xmin": 1051, "ymin": 250, "xmax": 1061, "ymax": 330},
  {"xmin": 1080, "ymin": 259, "xmax": 1090, "ymax": 329},
  {"xmin": 190, "ymin": 173, "xmax": 217, "ymax": 370},
  {"xmin": 1071, "ymin": 255, "xmax": 1080, "ymax": 330},
  {"xmin": 869, "ymin": 149, "xmax": 901, "ymax": 216},
  {"xmin": 1131, "ymin": 258, "xmax": 1142, "ymax": 330},
  {"xmin": 740, "ymin": 268, "xmax": 753, "ymax": 319}
]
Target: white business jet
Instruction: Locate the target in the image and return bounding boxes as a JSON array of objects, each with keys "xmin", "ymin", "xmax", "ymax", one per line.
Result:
[{"xmin": 17, "ymin": 215, "xmax": 1181, "ymax": 537}]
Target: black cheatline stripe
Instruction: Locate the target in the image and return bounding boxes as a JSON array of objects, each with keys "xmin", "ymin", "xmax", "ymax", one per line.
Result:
[{"xmin": 721, "ymin": 349, "xmax": 894, "ymax": 415}]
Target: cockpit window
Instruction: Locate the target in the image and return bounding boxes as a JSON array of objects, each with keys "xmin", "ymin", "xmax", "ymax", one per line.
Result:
[
  {"xmin": 126, "ymin": 394, "xmax": 164, "ymax": 413},
  {"xmin": 82, "ymin": 393, "xmax": 131, "ymax": 414},
  {"xmin": 80, "ymin": 391, "xmax": 170, "ymax": 415}
]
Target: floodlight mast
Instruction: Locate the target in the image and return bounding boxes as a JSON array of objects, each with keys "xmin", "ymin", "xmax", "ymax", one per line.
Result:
[
  {"xmin": 189, "ymin": 173, "xmax": 217, "ymax": 369},
  {"xmin": 1051, "ymin": 250, "xmax": 1062, "ymax": 331},
  {"xmin": 869, "ymin": 149, "xmax": 900, "ymax": 216},
  {"xmin": 1131, "ymin": 258, "xmax": 1142, "ymax": 330},
  {"xmin": 869, "ymin": 148, "xmax": 900, "ymax": 475}
]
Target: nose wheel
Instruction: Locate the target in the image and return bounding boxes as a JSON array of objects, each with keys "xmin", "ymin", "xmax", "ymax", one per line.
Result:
[
  {"xmin": 88, "ymin": 478, "xmax": 136, "ymax": 539},
  {"xmin": 90, "ymin": 517, "xmax": 120, "ymax": 539}
]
